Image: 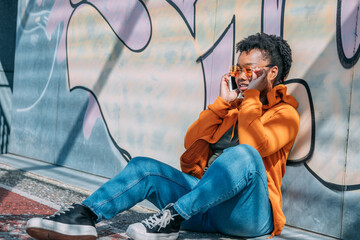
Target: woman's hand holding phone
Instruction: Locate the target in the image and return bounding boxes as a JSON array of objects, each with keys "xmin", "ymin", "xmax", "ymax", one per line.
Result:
[{"xmin": 220, "ymin": 73, "xmax": 240, "ymax": 103}]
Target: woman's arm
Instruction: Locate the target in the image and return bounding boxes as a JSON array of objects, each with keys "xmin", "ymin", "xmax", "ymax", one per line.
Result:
[
  {"xmin": 238, "ymin": 89, "xmax": 300, "ymax": 157},
  {"xmin": 184, "ymin": 96, "xmax": 231, "ymax": 149},
  {"xmin": 184, "ymin": 73, "xmax": 241, "ymax": 149}
]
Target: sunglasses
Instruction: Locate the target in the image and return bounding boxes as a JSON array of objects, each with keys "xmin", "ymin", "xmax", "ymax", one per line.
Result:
[{"xmin": 230, "ymin": 64, "xmax": 273, "ymax": 79}]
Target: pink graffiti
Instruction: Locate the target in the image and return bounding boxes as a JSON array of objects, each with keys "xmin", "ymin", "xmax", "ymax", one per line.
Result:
[
  {"xmin": 340, "ymin": 0, "xmax": 360, "ymax": 59},
  {"xmin": 88, "ymin": 0, "xmax": 151, "ymax": 50},
  {"xmin": 202, "ymin": 22, "xmax": 234, "ymax": 106},
  {"xmin": 262, "ymin": 0, "xmax": 285, "ymax": 36},
  {"xmin": 167, "ymin": 0, "xmax": 196, "ymax": 36}
]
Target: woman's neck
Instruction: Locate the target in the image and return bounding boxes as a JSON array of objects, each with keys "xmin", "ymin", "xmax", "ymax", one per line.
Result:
[{"xmin": 260, "ymin": 91, "xmax": 269, "ymax": 105}]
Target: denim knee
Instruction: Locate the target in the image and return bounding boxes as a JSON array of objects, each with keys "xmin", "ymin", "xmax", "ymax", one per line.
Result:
[
  {"xmin": 128, "ymin": 156, "xmax": 150, "ymax": 166},
  {"xmin": 128, "ymin": 156, "xmax": 161, "ymax": 167},
  {"xmin": 218, "ymin": 144, "xmax": 264, "ymax": 173},
  {"xmin": 127, "ymin": 156, "xmax": 173, "ymax": 177}
]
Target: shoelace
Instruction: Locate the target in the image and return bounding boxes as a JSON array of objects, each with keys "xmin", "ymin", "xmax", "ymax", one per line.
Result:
[
  {"xmin": 45, "ymin": 205, "xmax": 75, "ymax": 219},
  {"xmin": 142, "ymin": 209, "xmax": 174, "ymax": 231}
]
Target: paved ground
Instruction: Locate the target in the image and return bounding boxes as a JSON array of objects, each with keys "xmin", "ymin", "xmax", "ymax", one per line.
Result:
[{"xmin": 0, "ymin": 159, "xmax": 337, "ymax": 240}]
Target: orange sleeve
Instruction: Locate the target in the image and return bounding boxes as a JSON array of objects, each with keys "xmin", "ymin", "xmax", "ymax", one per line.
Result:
[
  {"xmin": 238, "ymin": 89, "xmax": 300, "ymax": 157},
  {"xmin": 183, "ymin": 96, "xmax": 231, "ymax": 149}
]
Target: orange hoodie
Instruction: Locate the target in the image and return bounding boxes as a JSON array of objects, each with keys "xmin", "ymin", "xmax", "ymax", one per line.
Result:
[{"xmin": 180, "ymin": 84, "xmax": 300, "ymax": 237}]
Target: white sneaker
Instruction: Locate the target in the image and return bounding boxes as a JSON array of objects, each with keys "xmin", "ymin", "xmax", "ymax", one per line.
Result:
[{"xmin": 126, "ymin": 203, "xmax": 184, "ymax": 240}]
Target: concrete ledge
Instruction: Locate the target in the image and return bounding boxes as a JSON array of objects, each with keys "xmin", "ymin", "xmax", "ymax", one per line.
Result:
[{"xmin": 0, "ymin": 153, "xmax": 109, "ymax": 192}]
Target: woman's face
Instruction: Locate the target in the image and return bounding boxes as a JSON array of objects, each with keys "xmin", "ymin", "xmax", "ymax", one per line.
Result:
[{"xmin": 236, "ymin": 49, "xmax": 276, "ymax": 96}]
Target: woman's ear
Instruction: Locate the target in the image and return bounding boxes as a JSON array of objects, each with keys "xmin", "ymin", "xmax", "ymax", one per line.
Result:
[{"xmin": 269, "ymin": 66, "xmax": 279, "ymax": 85}]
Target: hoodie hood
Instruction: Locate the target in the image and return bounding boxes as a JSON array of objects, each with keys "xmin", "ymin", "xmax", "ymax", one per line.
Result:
[{"xmin": 263, "ymin": 84, "xmax": 298, "ymax": 110}]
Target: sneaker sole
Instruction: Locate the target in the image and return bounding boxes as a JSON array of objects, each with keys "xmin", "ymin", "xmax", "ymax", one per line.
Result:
[
  {"xmin": 26, "ymin": 228, "xmax": 96, "ymax": 240},
  {"xmin": 26, "ymin": 218, "xmax": 97, "ymax": 240},
  {"xmin": 126, "ymin": 227, "xmax": 179, "ymax": 240}
]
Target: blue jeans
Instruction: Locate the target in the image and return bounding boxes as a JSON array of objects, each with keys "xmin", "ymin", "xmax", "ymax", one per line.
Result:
[{"xmin": 82, "ymin": 144, "xmax": 274, "ymax": 237}]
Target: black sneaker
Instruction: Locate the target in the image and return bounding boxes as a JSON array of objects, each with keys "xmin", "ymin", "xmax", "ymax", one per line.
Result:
[
  {"xmin": 25, "ymin": 203, "xmax": 98, "ymax": 240},
  {"xmin": 126, "ymin": 203, "xmax": 184, "ymax": 240}
]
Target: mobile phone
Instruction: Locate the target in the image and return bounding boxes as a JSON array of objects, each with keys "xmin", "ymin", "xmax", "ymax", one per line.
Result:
[
  {"xmin": 228, "ymin": 76, "xmax": 238, "ymax": 91},
  {"xmin": 229, "ymin": 65, "xmax": 239, "ymax": 91}
]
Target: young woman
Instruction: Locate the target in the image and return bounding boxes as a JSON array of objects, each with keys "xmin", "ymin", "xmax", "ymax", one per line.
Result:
[{"xmin": 26, "ymin": 33, "xmax": 300, "ymax": 240}]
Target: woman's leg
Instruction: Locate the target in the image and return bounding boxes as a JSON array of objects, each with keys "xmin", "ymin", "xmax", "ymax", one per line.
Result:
[
  {"xmin": 26, "ymin": 157, "xmax": 202, "ymax": 240},
  {"xmin": 82, "ymin": 156, "xmax": 199, "ymax": 222},
  {"xmin": 27, "ymin": 145, "xmax": 271, "ymax": 240},
  {"xmin": 177, "ymin": 144, "xmax": 274, "ymax": 237}
]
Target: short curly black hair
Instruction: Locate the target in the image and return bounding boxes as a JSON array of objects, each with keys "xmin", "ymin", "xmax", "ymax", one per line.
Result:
[{"xmin": 235, "ymin": 33, "xmax": 292, "ymax": 84}]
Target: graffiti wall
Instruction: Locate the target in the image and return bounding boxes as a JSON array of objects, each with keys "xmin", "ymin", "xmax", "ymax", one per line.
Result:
[{"xmin": 9, "ymin": 0, "xmax": 360, "ymax": 239}]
